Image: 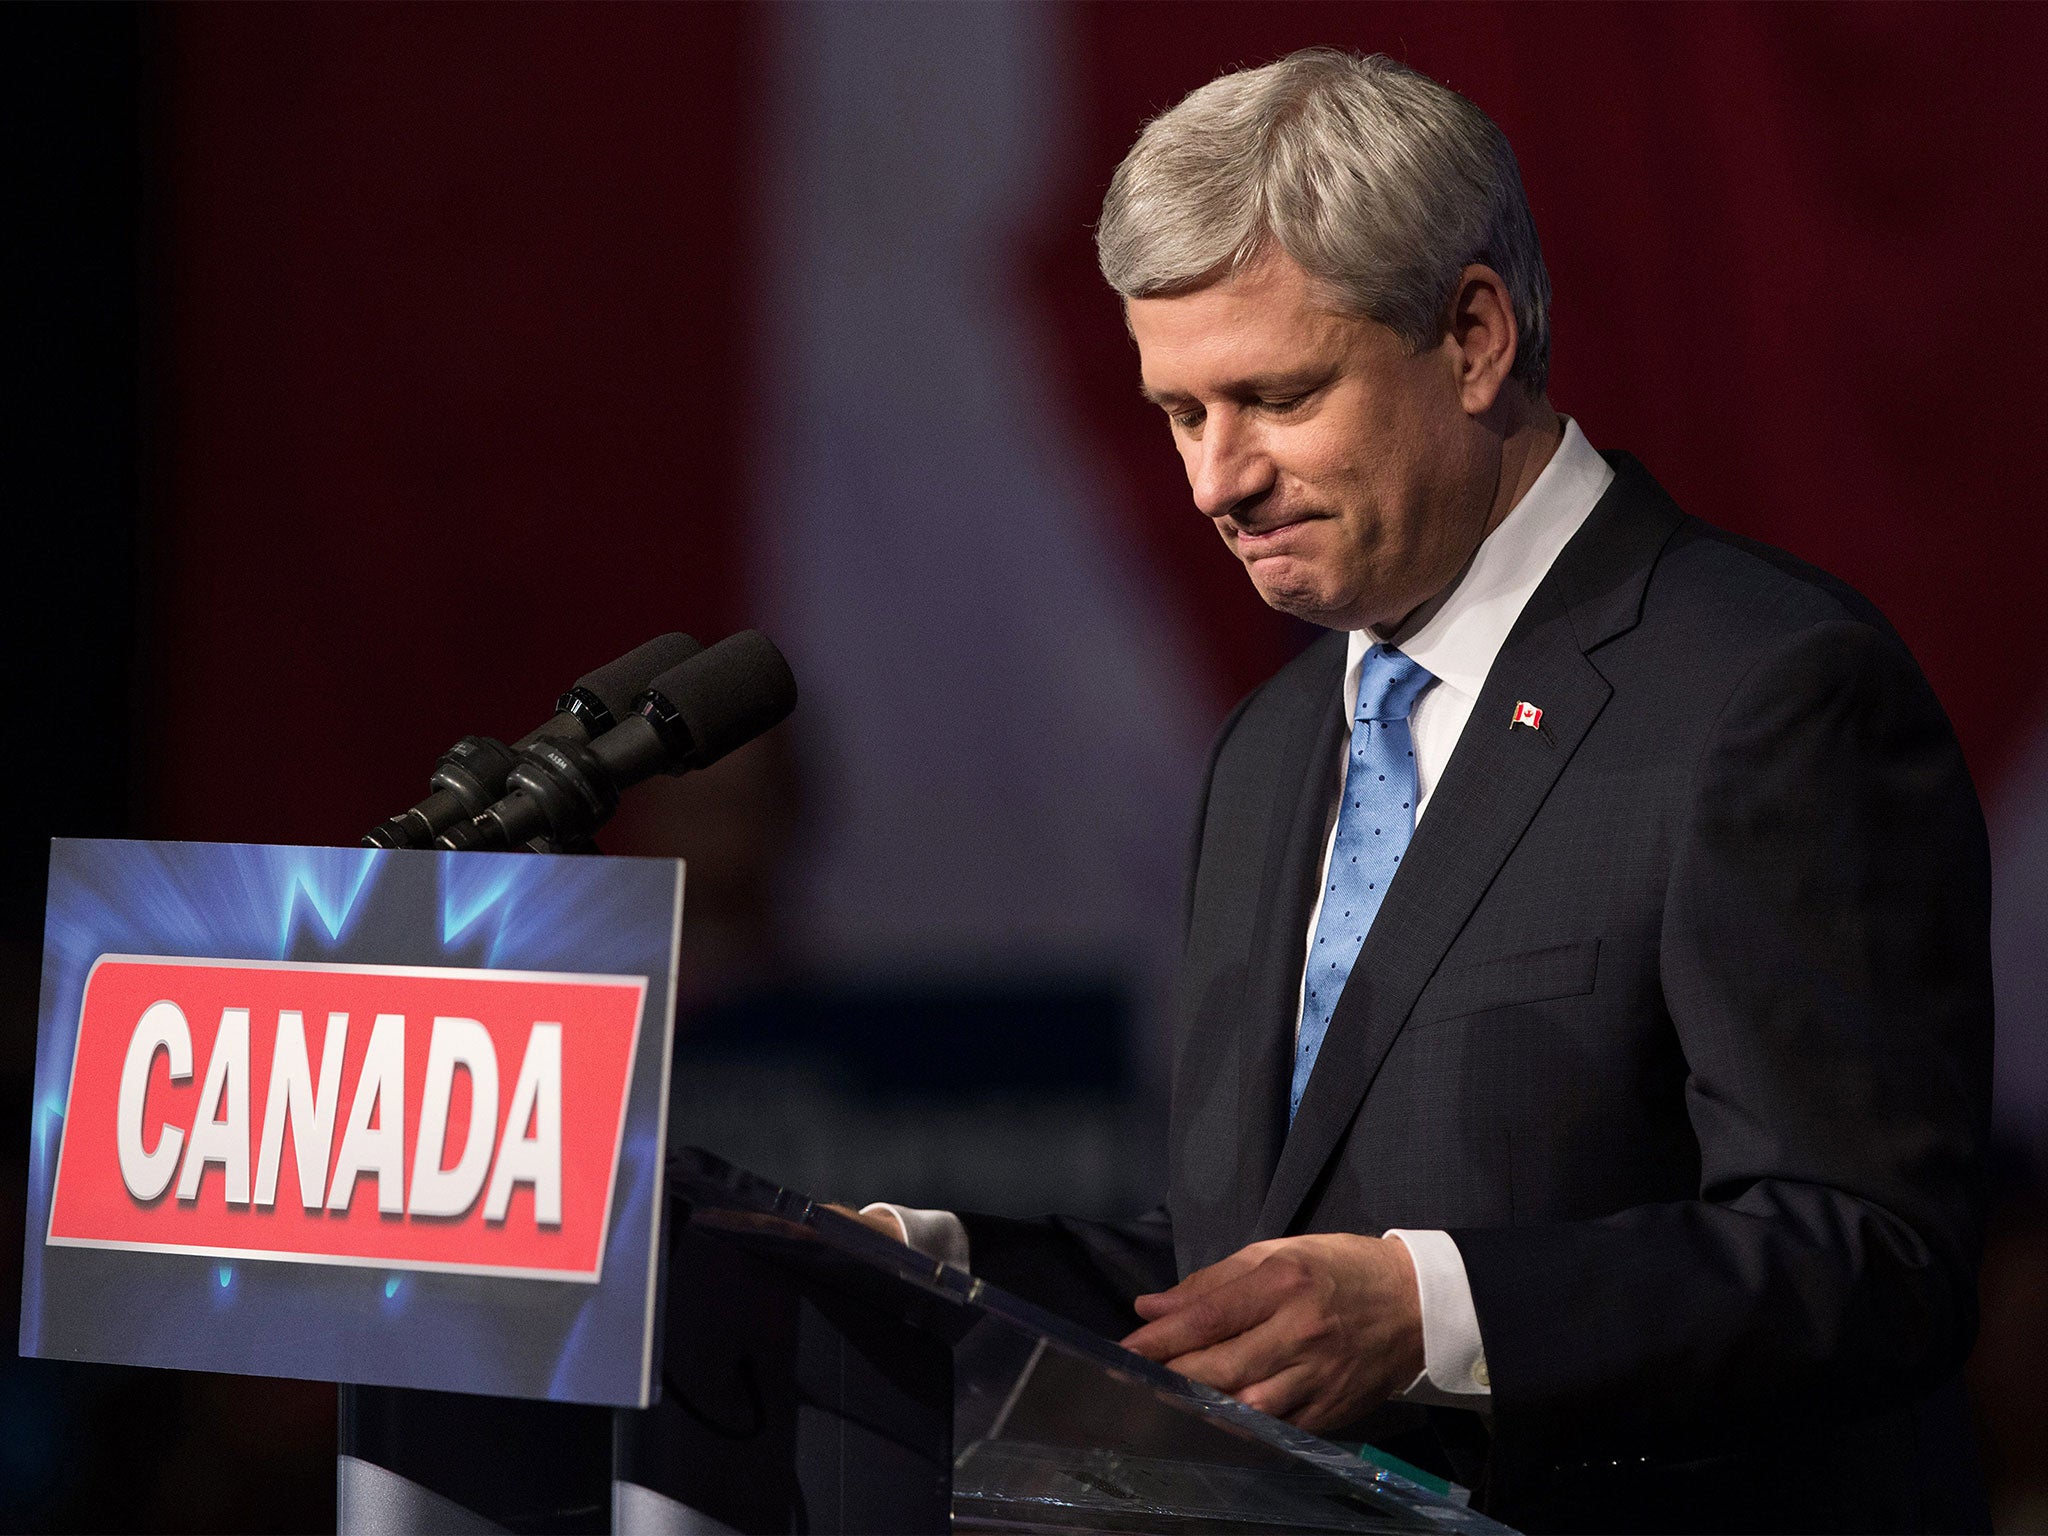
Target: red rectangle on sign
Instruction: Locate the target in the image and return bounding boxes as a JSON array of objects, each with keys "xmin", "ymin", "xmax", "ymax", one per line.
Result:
[{"xmin": 47, "ymin": 956, "xmax": 648, "ymax": 1282}]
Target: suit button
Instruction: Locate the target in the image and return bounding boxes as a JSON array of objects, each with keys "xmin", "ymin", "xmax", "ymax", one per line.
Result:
[{"xmin": 1472, "ymin": 1358, "xmax": 1490, "ymax": 1389}]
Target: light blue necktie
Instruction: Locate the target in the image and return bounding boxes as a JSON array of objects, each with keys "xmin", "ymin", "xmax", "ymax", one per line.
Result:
[{"xmin": 1291, "ymin": 645, "xmax": 1435, "ymax": 1123}]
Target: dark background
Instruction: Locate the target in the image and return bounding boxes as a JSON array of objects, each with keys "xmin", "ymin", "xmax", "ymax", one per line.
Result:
[{"xmin": 6, "ymin": 3, "xmax": 2047, "ymax": 1529}]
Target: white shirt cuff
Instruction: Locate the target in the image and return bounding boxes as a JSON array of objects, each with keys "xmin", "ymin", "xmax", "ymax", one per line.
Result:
[
  {"xmin": 860, "ymin": 1203, "xmax": 971, "ymax": 1271},
  {"xmin": 1385, "ymin": 1228, "xmax": 1491, "ymax": 1402}
]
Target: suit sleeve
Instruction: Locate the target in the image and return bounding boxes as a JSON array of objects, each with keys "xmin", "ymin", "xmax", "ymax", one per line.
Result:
[
  {"xmin": 953, "ymin": 1207, "xmax": 1178, "ymax": 1339},
  {"xmin": 1451, "ymin": 618, "xmax": 1992, "ymax": 1446}
]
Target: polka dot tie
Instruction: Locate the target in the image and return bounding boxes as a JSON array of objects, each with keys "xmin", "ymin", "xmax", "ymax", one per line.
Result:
[{"xmin": 1290, "ymin": 644, "xmax": 1435, "ymax": 1124}]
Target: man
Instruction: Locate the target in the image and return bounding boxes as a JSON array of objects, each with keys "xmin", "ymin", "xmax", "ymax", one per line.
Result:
[{"xmin": 861, "ymin": 49, "xmax": 1992, "ymax": 1533}]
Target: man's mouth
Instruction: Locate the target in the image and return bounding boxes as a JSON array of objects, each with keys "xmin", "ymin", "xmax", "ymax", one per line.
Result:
[{"xmin": 1228, "ymin": 514, "xmax": 1319, "ymax": 551}]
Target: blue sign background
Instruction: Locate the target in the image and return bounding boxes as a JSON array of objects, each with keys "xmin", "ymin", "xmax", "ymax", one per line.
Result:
[{"xmin": 19, "ymin": 838, "xmax": 683, "ymax": 1407}]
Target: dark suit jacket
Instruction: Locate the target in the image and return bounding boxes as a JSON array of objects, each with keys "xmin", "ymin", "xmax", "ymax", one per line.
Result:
[{"xmin": 961, "ymin": 454, "xmax": 1993, "ymax": 1533}]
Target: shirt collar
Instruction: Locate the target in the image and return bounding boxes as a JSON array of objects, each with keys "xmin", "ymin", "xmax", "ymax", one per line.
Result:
[{"xmin": 1345, "ymin": 416, "xmax": 1615, "ymax": 715}]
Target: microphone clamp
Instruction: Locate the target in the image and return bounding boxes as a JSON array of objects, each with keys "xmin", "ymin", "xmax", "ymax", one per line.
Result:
[
  {"xmin": 434, "ymin": 630, "xmax": 795, "ymax": 854},
  {"xmin": 364, "ymin": 735, "xmax": 520, "ymax": 851}
]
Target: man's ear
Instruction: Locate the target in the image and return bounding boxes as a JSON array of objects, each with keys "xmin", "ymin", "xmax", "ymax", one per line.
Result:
[{"xmin": 1445, "ymin": 263, "xmax": 1519, "ymax": 417}]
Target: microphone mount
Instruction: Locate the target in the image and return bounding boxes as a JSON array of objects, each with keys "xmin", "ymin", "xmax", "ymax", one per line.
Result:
[
  {"xmin": 363, "ymin": 631, "xmax": 700, "ymax": 850},
  {"xmin": 435, "ymin": 630, "xmax": 796, "ymax": 855}
]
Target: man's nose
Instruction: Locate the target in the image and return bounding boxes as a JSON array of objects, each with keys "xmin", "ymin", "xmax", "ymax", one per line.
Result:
[{"xmin": 1188, "ymin": 415, "xmax": 1274, "ymax": 521}]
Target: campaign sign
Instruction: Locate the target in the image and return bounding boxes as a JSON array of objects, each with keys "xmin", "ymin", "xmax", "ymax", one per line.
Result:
[{"xmin": 19, "ymin": 839, "xmax": 683, "ymax": 1407}]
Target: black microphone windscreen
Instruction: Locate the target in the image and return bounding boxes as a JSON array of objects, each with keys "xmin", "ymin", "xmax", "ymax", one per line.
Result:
[
  {"xmin": 658, "ymin": 631, "xmax": 798, "ymax": 770},
  {"xmin": 574, "ymin": 632, "xmax": 702, "ymax": 723}
]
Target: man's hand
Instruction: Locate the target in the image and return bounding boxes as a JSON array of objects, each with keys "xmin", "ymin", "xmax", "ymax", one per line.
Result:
[{"xmin": 1120, "ymin": 1233, "xmax": 1424, "ymax": 1433}]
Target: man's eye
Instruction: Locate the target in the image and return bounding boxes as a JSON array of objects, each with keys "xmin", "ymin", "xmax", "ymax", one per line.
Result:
[
  {"xmin": 1171, "ymin": 409, "xmax": 1205, "ymax": 432},
  {"xmin": 1259, "ymin": 394, "xmax": 1308, "ymax": 413}
]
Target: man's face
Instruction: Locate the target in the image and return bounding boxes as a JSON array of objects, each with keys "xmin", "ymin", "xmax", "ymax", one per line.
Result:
[{"xmin": 1130, "ymin": 251, "xmax": 1499, "ymax": 634}]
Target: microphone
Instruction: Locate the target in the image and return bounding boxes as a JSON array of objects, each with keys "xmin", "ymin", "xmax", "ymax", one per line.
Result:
[
  {"xmin": 363, "ymin": 631, "xmax": 702, "ymax": 850},
  {"xmin": 436, "ymin": 630, "xmax": 797, "ymax": 854}
]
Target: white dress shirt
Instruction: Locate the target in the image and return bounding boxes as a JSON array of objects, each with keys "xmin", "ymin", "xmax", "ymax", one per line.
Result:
[{"xmin": 873, "ymin": 418, "xmax": 1615, "ymax": 1408}]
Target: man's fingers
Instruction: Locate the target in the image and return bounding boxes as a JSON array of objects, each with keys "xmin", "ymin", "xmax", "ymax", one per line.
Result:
[
  {"xmin": 1122, "ymin": 1262, "xmax": 1293, "ymax": 1363},
  {"xmin": 1123, "ymin": 1285, "xmax": 1264, "ymax": 1361},
  {"xmin": 1160, "ymin": 1308, "xmax": 1302, "ymax": 1396},
  {"xmin": 1131, "ymin": 1244, "xmax": 1273, "ymax": 1319},
  {"xmin": 1180, "ymin": 1332, "xmax": 1383, "ymax": 1434},
  {"xmin": 1233, "ymin": 1361, "xmax": 1320, "ymax": 1423}
]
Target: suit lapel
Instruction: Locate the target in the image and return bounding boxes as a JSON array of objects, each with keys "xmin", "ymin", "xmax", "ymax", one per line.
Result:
[
  {"xmin": 1229, "ymin": 640, "xmax": 1348, "ymax": 1229},
  {"xmin": 1253, "ymin": 457, "xmax": 1685, "ymax": 1238}
]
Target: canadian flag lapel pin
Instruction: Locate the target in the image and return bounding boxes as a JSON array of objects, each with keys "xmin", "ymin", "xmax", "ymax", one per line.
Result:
[{"xmin": 1511, "ymin": 700, "xmax": 1544, "ymax": 732}]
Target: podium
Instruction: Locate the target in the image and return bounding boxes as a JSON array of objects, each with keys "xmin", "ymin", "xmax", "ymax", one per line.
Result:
[
  {"xmin": 339, "ymin": 1148, "xmax": 1514, "ymax": 1534},
  {"xmin": 21, "ymin": 841, "xmax": 1510, "ymax": 1530}
]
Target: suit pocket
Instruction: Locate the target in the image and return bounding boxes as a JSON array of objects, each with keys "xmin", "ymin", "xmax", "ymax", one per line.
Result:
[{"xmin": 1407, "ymin": 938, "xmax": 1601, "ymax": 1029}]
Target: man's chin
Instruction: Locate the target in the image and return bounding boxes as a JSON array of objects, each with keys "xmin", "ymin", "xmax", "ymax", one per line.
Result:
[{"xmin": 1247, "ymin": 567, "xmax": 1362, "ymax": 632}]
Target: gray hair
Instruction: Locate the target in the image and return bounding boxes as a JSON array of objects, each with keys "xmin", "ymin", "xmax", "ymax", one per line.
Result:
[{"xmin": 1097, "ymin": 49, "xmax": 1551, "ymax": 392}]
